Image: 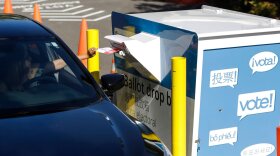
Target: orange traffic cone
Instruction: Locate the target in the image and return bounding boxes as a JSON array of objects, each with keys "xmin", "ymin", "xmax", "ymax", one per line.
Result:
[
  {"xmin": 111, "ymin": 57, "xmax": 116, "ymax": 73},
  {"xmin": 78, "ymin": 19, "xmax": 88, "ymax": 67},
  {"xmin": 33, "ymin": 3, "xmax": 42, "ymax": 23},
  {"xmin": 277, "ymin": 127, "xmax": 280, "ymax": 156},
  {"xmin": 3, "ymin": 0, "xmax": 13, "ymax": 14}
]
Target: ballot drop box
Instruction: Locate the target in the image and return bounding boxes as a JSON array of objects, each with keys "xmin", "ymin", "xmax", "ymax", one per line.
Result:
[{"xmin": 107, "ymin": 5, "xmax": 280, "ymax": 156}]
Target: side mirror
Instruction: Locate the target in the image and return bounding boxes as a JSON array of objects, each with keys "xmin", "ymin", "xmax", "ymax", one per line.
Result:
[{"xmin": 101, "ymin": 73, "xmax": 125, "ymax": 94}]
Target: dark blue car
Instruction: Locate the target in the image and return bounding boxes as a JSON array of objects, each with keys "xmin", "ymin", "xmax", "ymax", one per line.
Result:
[{"xmin": 0, "ymin": 14, "xmax": 171, "ymax": 156}]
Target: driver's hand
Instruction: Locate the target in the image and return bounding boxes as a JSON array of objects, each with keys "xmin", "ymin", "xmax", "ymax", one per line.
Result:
[{"xmin": 88, "ymin": 47, "xmax": 97, "ymax": 58}]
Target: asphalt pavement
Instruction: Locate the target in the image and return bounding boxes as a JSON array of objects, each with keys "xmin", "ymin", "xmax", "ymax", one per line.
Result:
[{"xmin": 1, "ymin": 0, "xmax": 194, "ymax": 75}]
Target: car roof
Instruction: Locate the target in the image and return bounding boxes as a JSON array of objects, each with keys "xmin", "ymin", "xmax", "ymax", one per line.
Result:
[{"xmin": 0, "ymin": 14, "xmax": 53, "ymax": 38}]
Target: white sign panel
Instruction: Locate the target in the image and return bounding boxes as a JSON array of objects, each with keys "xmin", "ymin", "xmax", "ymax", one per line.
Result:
[
  {"xmin": 209, "ymin": 127, "xmax": 238, "ymax": 146},
  {"xmin": 241, "ymin": 143, "xmax": 275, "ymax": 156},
  {"xmin": 237, "ymin": 90, "xmax": 275, "ymax": 120}
]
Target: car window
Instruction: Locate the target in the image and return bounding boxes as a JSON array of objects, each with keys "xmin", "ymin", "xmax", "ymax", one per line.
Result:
[{"xmin": 0, "ymin": 37, "xmax": 100, "ymax": 113}]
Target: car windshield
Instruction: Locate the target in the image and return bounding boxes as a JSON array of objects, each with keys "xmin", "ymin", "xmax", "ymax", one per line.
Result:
[{"xmin": 0, "ymin": 37, "xmax": 101, "ymax": 115}]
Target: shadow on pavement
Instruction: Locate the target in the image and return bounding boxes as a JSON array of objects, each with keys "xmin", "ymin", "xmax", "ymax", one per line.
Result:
[{"xmin": 130, "ymin": 0, "xmax": 203, "ymax": 13}]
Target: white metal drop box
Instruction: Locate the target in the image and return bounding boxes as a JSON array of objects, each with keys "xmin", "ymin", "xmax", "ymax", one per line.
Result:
[{"xmin": 107, "ymin": 5, "xmax": 280, "ymax": 156}]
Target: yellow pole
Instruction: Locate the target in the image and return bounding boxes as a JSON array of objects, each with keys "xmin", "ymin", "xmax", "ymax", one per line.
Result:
[
  {"xmin": 87, "ymin": 29, "xmax": 100, "ymax": 83},
  {"xmin": 124, "ymin": 26, "xmax": 135, "ymax": 37},
  {"xmin": 172, "ymin": 57, "xmax": 187, "ymax": 156},
  {"xmin": 123, "ymin": 26, "xmax": 135, "ymax": 69}
]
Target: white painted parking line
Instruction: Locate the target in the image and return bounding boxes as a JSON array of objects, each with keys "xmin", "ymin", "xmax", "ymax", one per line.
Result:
[
  {"xmin": 83, "ymin": 10, "xmax": 104, "ymax": 18},
  {"xmin": 92, "ymin": 14, "xmax": 111, "ymax": 21},
  {"xmin": 0, "ymin": 0, "xmax": 110, "ymax": 23},
  {"xmin": 23, "ymin": 5, "xmax": 83, "ymax": 12},
  {"xmin": 30, "ymin": 0, "xmax": 46, "ymax": 3},
  {"xmin": 0, "ymin": 0, "xmax": 29, "ymax": 2},
  {"xmin": 62, "ymin": 5, "xmax": 83, "ymax": 12},
  {"xmin": 0, "ymin": 0, "xmax": 47, "ymax": 4},
  {"xmin": 41, "ymin": 10, "xmax": 104, "ymax": 18},
  {"xmin": 32, "ymin": 7, "xmax": 93, "ymax": 15},
  {"xmin": 48, "ymin": 14, "xmax": 111, "ymax": 22},
  {"xmin": 71, "ymin": 8, "xmax": 93, "ymax": 15}
]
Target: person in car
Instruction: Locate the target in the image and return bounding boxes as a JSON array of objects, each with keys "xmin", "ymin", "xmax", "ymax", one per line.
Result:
[
  {"xmin": 27, "ymin": 47, "xmax": 97, "ymax": 80},
  {"xmin": 0, "ymin": 45, "xmax": 97, "ymax": 91}
]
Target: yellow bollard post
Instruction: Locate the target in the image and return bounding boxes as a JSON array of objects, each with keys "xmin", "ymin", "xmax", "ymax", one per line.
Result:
[
  {"xmin": 123, "ymin": 26, "xmax": 135, "ymax": 69},
  {"xmin": 87, "ymin": 29, "xmax": 100, "ymax": 83},
  {"xmin": 171, "ymin": 57, "xmax": 187, "ymax": 156},
  {"xmin": 124, "ymin": 26, "xmax": 135, "ymax": 37}
]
